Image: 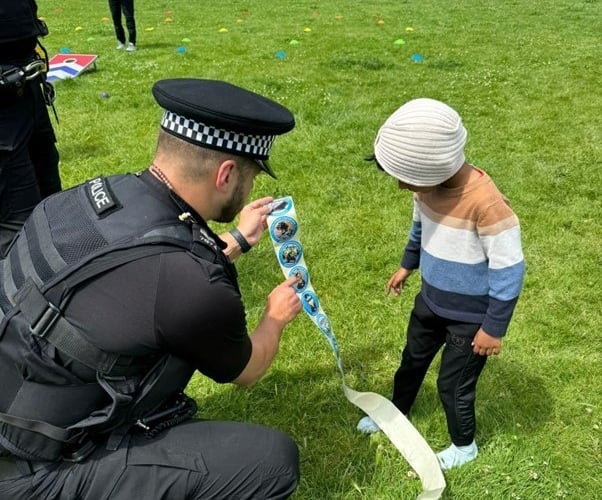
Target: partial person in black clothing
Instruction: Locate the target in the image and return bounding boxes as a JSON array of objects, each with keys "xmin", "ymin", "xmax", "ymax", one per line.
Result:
[
  {"xmin": 0, "ymin": 78, "xmax": 302, "ymax": 499},
  {"xmin": 0, "ymin": 0, "xmax": 62, "ymax": 256},
  {"xmin": 108, "ymin": 0, "xmax": 137, "ymax": 51}
]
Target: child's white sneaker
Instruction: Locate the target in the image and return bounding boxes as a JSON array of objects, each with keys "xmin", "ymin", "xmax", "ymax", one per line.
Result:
[
  {"xmin": 116, "ymin": 42, "xmax": 125, "ymax": 50},
  {"xmin": 436, "ymin": 441, "xmax": 478, "ymax": 471},
  {"xmin": 356, "ymin": 416, "xmax": 381, "ymax": 434},
  {"xmin": 126, "ymin": 43, "xmax": 137, "ymax": 52}
]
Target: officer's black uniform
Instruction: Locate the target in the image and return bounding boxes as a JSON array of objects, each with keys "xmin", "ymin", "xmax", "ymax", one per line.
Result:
[
  {"xmin": 0, "ymin": 0, "xmax": 61, "ymax": 256},
  {"xmin": 0, "ymin": 79, "xmax": 298, "ymax": 499}
]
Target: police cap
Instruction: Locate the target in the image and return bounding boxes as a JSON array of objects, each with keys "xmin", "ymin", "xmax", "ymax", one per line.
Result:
[{"xmin": 152, "ymin": 78, "xmax": 295, "ymax": 178}]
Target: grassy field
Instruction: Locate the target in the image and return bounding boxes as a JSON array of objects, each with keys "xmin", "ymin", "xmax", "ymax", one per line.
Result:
[{"xmin": 38, "ymin": 0, "xmax": 601, "ymax": 498}]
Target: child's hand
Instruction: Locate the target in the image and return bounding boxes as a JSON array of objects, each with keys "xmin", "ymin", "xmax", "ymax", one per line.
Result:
[
  {"xmin": 386, "ymin": 268, "xmax": 413, "ymax": 296},
  {"xmin": 472, "ymin": 328, "xmax": 502, "ymax": 356}
]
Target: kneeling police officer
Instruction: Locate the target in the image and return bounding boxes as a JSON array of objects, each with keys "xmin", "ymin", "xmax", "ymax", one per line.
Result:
[{"xmin": 0, "ymin": 78, "xmax": 302, "ymax": 499}]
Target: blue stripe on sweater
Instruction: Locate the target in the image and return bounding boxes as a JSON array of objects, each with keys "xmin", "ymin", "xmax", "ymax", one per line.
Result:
[
  {"xmin": 420, "ymin": 250, "xmax": 524, "ymax": 300},
  {"xmin": 489, "ymin": 261, "xmax": 525, "ymax": 300},
  {"xmin": 420, "ymin": 250, "xmax": 489, "ymax": 295}
]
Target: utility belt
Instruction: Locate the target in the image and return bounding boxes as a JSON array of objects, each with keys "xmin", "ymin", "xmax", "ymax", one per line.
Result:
[
  {"xmin": 0, "ymin": 59, "xmax": 45, "ymax": 90},
  {"xmin": 58, "ymin": 393, "xmax": 198, "ymax": 463},
  {"xmin": 0, "ymin": 57, "xmax": 55, "ymax": 109},
  {"xmin": 2, "ymin": 393, "xmax": 199, "ymax": 464}
]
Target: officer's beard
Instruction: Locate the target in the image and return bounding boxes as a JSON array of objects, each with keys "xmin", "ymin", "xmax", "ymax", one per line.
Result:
[{"xmin": 215, "ymin": 175, "xmax": 246, "ymax": 223}]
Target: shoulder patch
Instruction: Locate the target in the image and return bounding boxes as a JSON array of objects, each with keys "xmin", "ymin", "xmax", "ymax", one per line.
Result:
[{"xmin": 85, "ymin": 177, "xmax": 121, "ymax": 217}]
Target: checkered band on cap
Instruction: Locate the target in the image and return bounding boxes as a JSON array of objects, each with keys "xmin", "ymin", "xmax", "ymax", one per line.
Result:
[{"xmin": 161, "ymin": 110, "xmax": 276, "ymax": 159}]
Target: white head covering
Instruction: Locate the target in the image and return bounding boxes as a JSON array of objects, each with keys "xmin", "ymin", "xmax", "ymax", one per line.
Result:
[{"xmin": 374, "ymin": 98, "xmax": 467, "ymax": 186}]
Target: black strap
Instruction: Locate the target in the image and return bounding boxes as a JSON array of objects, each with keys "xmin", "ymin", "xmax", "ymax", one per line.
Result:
[
  {"xmin": 0, "ymin": 412, "xmax": 74, "ymax": 443},
  {"xmin": 50, "ymin": 243, "xmax": 186, "ymax": 299},
  {"xmin": 14, "ymin": 278, "xmax": 122, "ymax": 373},
  {"xmin": 228, "ymin": 228, "xmax": 251, "ymax": 253}
]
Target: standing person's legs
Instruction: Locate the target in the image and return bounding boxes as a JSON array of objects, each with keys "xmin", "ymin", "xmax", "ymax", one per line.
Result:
[
  {"xmin": 108, "ymin": 0, "xmax": 126, "ymax": 45},
  {"xmin": 0, "ymin": 420, "xmax": 299, "ymax": 500},
  {"xmin": 392, "ymin": 293, "xmax": 446, "ymax": 414},
  {"xmin": 358, "ymin": 293, "xmax": 445, "ymax": 434},
  {"xmin": 121, "ymin": 0, "xmax": 137, "ymax": 45},
  {"xmin": 0, "ymin": 87, "xmax": 40, "ymax": 257},
  {"xmin": 435, "ymin": 320, "xmax": 486, "ymax": 470}
]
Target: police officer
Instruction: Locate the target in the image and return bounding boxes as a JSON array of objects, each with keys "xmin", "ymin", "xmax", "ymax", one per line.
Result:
[
  {"xmin": 0, "ymin": 78, "xmax": 302, "ymax": 499},
  {"xmin": 0, "ymin": 0, "xmax": 61, "ymax": 256}
]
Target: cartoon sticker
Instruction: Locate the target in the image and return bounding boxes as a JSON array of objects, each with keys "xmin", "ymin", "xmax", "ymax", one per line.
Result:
[
  {"xmin": 278, "ymin": 241, "xmax": 303, "ymax": 268},
  {"xmin": 301, "ymin": 290, "xmax": 320, "ymax": 316},
  {"xmin": 316, "ymin": 313, "xmax": 332, "ymax": 335},
  {"xmin": 288, "ymin": 266, "xmax": 309, "ymax": 292},
  {"xmin": 270, "ymin": 216, "xmax": 298, "ymax": 243},
  {"xmin": 269, "ymin": 197, "xmax": 292, "ymax": 215}
]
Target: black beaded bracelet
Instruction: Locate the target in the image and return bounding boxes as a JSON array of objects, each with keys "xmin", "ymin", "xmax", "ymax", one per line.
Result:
[{"xmin": 229, "ymin": 228, "xmax": 252, "ymax": 253}]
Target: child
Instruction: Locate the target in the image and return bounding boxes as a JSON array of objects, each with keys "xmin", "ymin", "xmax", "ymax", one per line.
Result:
[
  {"xmin": 108, "ymin": 0, "xmax": 137, "ymax": 52},
  {"xmin": 357, "ymin": 98, "xmax": 525, "ymax": 471}
]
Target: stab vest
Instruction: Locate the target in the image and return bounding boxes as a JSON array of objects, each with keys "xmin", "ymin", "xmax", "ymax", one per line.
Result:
[
  {"xmin": 0, "ymin": 0, "xmax": 47, "ymax": 45},
  {"xmin": 0, "ymin": 173, "xmax": 236, "ymax": 461}
]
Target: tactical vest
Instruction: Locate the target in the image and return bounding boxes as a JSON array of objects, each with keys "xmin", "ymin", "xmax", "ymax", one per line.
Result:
[
  {"xmin": 0, "ymin": 173, "xmax": 236, "ymax": 461},
  {"xmin": 0, "ymin": 0, "xmax": 47, "ymax": 45}
]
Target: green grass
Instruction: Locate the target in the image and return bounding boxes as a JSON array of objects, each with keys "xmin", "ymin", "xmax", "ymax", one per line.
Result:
[{"xmin": 39, "ymin": 0, "xmax": 601, "ymax": 498}]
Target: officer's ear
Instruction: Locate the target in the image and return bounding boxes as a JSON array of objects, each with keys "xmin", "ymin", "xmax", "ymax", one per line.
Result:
[{"xmin": 214, "ymin": 159, "xmax": 236, "ymax": 192}]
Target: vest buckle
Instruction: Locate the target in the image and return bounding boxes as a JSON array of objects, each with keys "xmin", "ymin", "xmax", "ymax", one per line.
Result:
[
  {"xmin": 62, "ymin": 438, "xmax": 96, "ymax": 463},
  {"xmin": 30, "ymin": 302, "xmax": 61, "ymax": 338}
]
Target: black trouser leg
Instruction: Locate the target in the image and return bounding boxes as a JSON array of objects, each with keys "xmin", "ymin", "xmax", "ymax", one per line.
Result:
[
  {"xmin": 0, "ymin": 85, "xmax": 42, "ymax": 256},
  {"xmin": 0, "ymin": 420, "xmax": 299, "ymax": 500},
  {"xmin": 121, "ymin": 0, "xmax": 136, "ymax": 45},
  {"xmin": 437, "ymin": 322, "xmax": 486, "ymax": 446},
  {"xmin": 392, "ymin": 294, "xmax": 446, "ymax": 414},
  {"xmin": 30, "ymin": 137, "xmax": 60, "ymax": 198},
  {"xmin": 108, "ymin": 0, "xmax": 126, "ymax": 43}
]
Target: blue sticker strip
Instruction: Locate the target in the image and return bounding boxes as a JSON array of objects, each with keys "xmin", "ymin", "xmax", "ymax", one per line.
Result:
[{"xmin": 266, "ymin": 197, "xmax": 446, "ymax": 500}]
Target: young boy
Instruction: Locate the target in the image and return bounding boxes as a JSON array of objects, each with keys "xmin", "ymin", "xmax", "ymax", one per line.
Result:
[{"xmin": 357, "ymin": 98, "xmax": 525, "ymax": 471}]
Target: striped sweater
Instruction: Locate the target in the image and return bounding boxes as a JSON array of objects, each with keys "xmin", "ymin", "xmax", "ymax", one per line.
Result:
[{"xmin": 401, "ymin": 169, "xmax": 525, "ymax": 337}]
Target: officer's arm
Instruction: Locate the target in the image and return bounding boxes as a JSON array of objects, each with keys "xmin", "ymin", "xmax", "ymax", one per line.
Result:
[{"xmin": 233, "ymin": 276, "xmax": 301, "ymax": 387}]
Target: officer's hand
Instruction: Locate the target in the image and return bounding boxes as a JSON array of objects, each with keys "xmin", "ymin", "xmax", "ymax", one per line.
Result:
[
  {"xmin": 236, "ymin": 196, "xmax": 274, "ymax": 247},
  {"xmin": 265, "ymin": 276, "xmax": 302, "ymax": 326}
]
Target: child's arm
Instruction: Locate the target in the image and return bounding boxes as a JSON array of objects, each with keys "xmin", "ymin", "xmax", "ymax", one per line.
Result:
[{"xmin": 477, "ymin": 199, "xmax": 525, "ymax": 345}]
